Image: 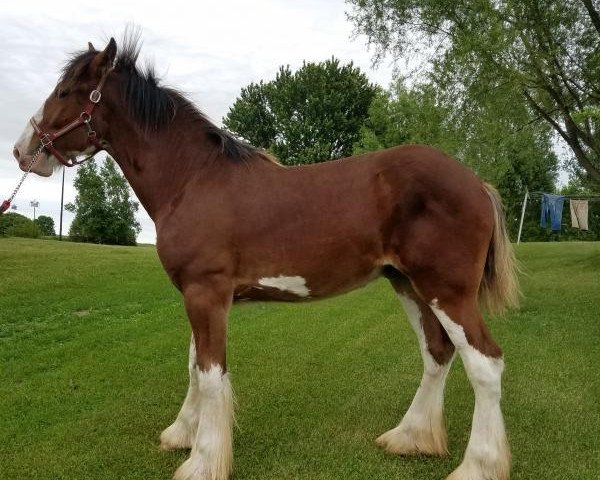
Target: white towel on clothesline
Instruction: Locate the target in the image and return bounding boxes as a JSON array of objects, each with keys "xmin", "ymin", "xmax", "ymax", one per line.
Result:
[{"xmin": 570, "ymin": 200, "xmax": 589, "ymax": 230}]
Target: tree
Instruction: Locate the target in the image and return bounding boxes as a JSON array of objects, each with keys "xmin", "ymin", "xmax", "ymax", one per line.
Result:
[
  {"xmin": 223, "ymin": 58, "xmax": 377, "ymax": 165},
  {"xmin": 354, "ymin": 83, "xmax": 458, "ymax": 155},
  {"xmin": 100, "ymin": 160, "xmax": 140, "ymax": 246},
  {"xmin": 34, "ymin": 215, "xmax": 56, "ymax": 236},
  {"xmin": 66, "ymin": 160, "xmax": 109, "ymax": 243},
  {"xmin": 347, "ymin": 0, "xmax": 600, "ymax": 184},
  {"xmin": 354, "ymin": 79, "xmax": 558, "ymax": 239},
  {"xmin": 0, "ymin": 212, "xmax": 39, "ymax": 238},
  {"xmin": 66, "ymin": 157, "xmax": 140, "ymax": 245}
]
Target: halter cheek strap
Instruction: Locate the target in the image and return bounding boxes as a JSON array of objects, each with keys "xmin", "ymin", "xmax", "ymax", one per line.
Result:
[{"xmin": 30, "ymin": 67, "xmax": 113, "ymax": 167}]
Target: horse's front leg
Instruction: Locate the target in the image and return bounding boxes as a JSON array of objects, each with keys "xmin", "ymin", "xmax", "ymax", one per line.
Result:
[{"xmin": 172, "ymin": 277, "xmax": 234, "ymax": 480}]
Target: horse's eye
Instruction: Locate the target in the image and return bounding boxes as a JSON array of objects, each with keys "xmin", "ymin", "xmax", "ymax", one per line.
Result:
[{"xmin": 57, "ymin": 89, "xmax": 69, "ymax": 99}]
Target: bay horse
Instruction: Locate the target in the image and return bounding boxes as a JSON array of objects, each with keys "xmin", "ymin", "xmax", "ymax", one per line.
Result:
[{"xmin": 12, "ymin": 37, "xmax": 519, "ymax": 480}]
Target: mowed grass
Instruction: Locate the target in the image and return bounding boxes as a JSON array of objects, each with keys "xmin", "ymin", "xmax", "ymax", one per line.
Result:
[{"xmin": 0, "ymin": 238, "xmax": 598, "ymax": 480}]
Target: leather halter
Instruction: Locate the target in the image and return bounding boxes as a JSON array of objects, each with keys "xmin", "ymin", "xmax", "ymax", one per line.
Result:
[{"xmin": 30, "ymin": 68, "xmax": 113, "ymax": 167}]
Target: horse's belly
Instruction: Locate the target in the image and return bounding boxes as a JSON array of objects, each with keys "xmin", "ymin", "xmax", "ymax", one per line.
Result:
[{"xmin": 233, "ymin": 264, "xmax": 383, "ymax": 303}]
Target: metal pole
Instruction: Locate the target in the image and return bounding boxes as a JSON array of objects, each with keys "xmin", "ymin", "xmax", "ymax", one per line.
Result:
[
  {"xmin": 59, "ymin": 168, "xmax": 65, "ymax": 240},
  {"xmin": 517, "ymin": 189, "xmax": 529, "ymax": 244}
]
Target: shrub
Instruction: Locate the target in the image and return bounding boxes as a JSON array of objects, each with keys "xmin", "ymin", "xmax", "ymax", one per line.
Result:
[{"xmin": 0, "ymin": 212, "xmax": 40, "ymax": 238}]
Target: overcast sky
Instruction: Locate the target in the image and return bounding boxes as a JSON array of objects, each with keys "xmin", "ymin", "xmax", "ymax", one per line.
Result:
[{"xmin": 0, "ymin": 0, "xmax": 394, "ymax": 243}]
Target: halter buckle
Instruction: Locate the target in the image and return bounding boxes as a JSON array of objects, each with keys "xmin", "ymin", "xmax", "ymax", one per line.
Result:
[{"xmin": 89, "ymin": 90, "xmax": 101, "ymax": 103}]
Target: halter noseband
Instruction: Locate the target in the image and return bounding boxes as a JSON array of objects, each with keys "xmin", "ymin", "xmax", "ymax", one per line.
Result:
[{"xmin": 30, "ymin": 67, "xmax": 113, "ymax": 167}]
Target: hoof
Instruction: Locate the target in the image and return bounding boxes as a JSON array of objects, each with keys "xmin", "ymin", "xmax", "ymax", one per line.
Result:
[
  {"xmin": 173, "ymin": 455, "xmax": 230, "ymax": 480},
  {"xmin": 173, "ymin": 457, "xmax": 207, "ymax": 480},
  {"xmin": 160, "ymin": 422, "xmax": 195, "ymax": 451},
  {"xmin": 444, "ymin": 427, "xmax": 511, "ymax": 480},
  {"xmin": 376, "ymin": 425, "xmax": 448, "ymax": 456},
  {"xmin": 444, "ymin": 454, "xmax": 510, "ymax": 480}
]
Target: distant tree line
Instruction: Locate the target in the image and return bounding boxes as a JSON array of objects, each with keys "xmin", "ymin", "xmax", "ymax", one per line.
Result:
[
  {"xmin": 0, "ymin": 212, "xmax": 39, "ymax": 238},
  {"xmin": 0, "ymin": 213, "xmax": 55, "ymax": 238}
]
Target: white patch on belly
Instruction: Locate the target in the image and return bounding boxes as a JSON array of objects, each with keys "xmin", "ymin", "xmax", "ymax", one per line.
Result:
[{"xmin": 258, "ymin": 275, "xmax": 310, "ymax": 297}]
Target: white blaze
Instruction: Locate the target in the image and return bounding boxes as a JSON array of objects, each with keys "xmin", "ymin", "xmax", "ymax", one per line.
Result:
[
  {"xmin": 258, "ymin": 275, "xmax": 310, "ymax": 297},
  {"xmin": 14, "ymin": 106, "xmax": 43, "ymax": 155}
]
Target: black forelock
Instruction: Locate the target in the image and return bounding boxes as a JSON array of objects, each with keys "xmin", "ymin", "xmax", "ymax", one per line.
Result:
[{"xmin": 60, "ymin": 50, "xmax": 97, "ymax": 84}]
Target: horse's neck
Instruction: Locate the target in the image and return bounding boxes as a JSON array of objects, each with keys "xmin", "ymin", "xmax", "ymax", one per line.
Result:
[{"xmin": 104, "ymin": 115, "xmax": 216, "ymax": 221}]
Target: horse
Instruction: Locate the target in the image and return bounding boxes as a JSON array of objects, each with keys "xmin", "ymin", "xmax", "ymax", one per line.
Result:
[{"xmin": 12, "ymin": 37, "xmax": 519, "ymax": 480}]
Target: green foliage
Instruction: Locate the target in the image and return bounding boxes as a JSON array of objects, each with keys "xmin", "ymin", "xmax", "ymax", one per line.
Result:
[
  {"xmin": 347, "ymin": 0, "xmax": 600, "ymax": 184},
  {"xmin": 354, "ymin": 80, "xmax": 558, "ymax": 239},
  {"xmin": 354, "ymin": 83, "xmax": 458, "ymax": 154},
  {"xmin": 223, "ymin": 58, "xmax": 377, "ymax": 165},
  {"xmin": 1, "ymin": 213, "xmax": 20, "ymax": 236},
  {"xmin": 66, "ymin": 157, "xmax": 140, "ymax": 245},
  {"xmin": 34, "ymin": 215, "xmax": 56, "ymax": 237},
  {"xmin": 0, "ymin": 212, "xmax": 39, "ymax": 238},
  {"xmin": 573, "ymin": 106, "xmax": 600, "ymax": 124}
]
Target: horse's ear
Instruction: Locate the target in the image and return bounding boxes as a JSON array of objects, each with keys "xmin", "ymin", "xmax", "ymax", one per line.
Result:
[
  {"xmin": 91, "ymin": 38, "xmax": 117, "ymax": 77},
  {"xmin": 88, "ymin": 42, "xmax": 96, "ymax": 52}
]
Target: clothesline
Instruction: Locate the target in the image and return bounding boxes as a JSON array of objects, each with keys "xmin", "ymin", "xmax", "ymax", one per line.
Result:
[
  {"xmin": 528, "ymin": 191, "xmax": 600, "ymax": 201},
  {"xmin": 517, "ymin": 189, "xmax": 597, "ymax": 243}
]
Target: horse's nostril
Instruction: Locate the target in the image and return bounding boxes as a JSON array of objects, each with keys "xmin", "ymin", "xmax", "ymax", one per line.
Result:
[{"xmin": 13, "ymin": 146, "xmax": 20, "ymax": 160}]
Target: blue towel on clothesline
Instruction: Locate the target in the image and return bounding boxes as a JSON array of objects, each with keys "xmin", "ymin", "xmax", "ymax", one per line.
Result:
[{"xmin": 540, "ymin": 193, "xmax": 565, "ymax": 231}]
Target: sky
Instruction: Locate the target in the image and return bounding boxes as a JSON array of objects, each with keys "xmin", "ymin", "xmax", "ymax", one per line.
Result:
[{"xmin": 0, "ymin": 0, "xmax": 395, "ymax": 244}]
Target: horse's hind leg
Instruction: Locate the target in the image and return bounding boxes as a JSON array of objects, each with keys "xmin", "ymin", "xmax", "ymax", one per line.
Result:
[
  {"xmin": 160, "ymin": 335, "xmax": 200, "ymax": 450},
  {"xmin": 428, "ymin": 294, "xmax": 510, "ymax": 480},
  {"xmin": 377, "ymin": 279, "xmax": 455, "ymax": 456}
]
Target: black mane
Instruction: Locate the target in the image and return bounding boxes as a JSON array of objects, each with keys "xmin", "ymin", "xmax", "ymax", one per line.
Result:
[{"xmin": 62, "ymin": 35, "xmax": 267, "ymax": 163}]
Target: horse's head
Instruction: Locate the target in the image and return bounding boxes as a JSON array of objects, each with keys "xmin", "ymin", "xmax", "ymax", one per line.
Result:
[{"xmin": 13, "ymin": 39, "xmax": 117, "ymax": 177}]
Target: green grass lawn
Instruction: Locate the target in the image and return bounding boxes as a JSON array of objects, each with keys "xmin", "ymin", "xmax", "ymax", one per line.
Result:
[{"xmin": 0, "ymin": 238, "xmax": 598, "ymax": 479}]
